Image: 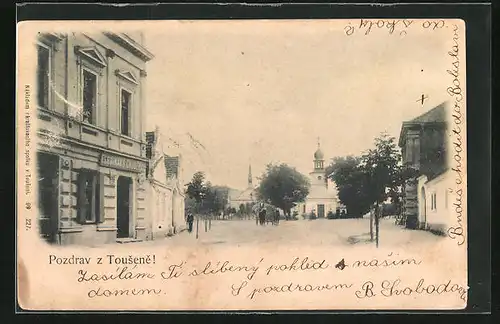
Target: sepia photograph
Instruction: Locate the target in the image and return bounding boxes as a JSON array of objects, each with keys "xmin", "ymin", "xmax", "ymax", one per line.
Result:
[{"xmin": 17, "ymin": 18, "xmax": 468, "ymax": 311}]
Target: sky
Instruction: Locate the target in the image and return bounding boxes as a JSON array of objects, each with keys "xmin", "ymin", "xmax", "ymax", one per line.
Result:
[{"xmin": 141, "ymin": 20, "xmax": 454, "ymax": 190}]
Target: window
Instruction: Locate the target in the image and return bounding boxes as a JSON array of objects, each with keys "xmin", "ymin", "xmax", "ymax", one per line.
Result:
[
  {"xmin": 317, "ymin": 176, "xmax": 322, "ymax": 180},
  {"xmin": 121, "ymin": 89, "xmax": 132, "ymax": 136},
  {"xmin": 82, "ymin": 69, "xmax": 97, "ymax": 124},
  {"xmin": 77, "ymin": 170, "xmax": 103, "ymax": 223},
  {"xmin": 37, "ymin": 44, "xmax": 50, "ymax": 109},
  {"xmin": 431, "ymin": 192, "xmax": 437, "ymax": 211}
]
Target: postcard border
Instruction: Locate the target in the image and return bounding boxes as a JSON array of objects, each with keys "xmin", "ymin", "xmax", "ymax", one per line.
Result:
[{"xmin": 14, "ymin": 2, "xmax": 491, "ymax": 315}]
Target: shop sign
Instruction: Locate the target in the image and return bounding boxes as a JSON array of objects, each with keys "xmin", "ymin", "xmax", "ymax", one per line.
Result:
[{"xmin": 100, "ymin": 153, "xmax": 145, "ymax": 173}]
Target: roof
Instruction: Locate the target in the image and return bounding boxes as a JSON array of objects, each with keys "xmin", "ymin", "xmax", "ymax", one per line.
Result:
[
  {"xmin": 314, "ymin": 148, "xmax": 324, "ymax": 160},
  {"xmin": 233, "ymin": 187, "xmax": 257, "ymax": 202},
  {"xmin": 398, "ymin": 101, "xmax": 449, "ymax": 147},
  {"xmin": 409, "ymin": 101, "xmax": 448, "ymax": 123},
  {"xmin": 164, "ymin": 155, "xmax": 179, "ymax": 180}
]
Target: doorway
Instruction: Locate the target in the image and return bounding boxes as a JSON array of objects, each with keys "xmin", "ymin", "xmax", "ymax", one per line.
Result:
[
  {"xmin": 117, "ymin": 176, "xmax": 132, "ymax": 238},
  {"xmin": 317, "ymin": 204, "xmax": 325, "ymax": 218},
  {"xmin": 420, "ymin": 187, "xmax": 427, "ymax": 228},
  {"xmin": 37, "ymin": 152, "xmax": 60, "ymax": 244}
]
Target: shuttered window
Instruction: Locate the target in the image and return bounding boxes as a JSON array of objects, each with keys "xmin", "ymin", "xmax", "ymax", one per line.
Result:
[{"xmin": 37, "ymin": 44, "xmax": 50, "ymax": 109}]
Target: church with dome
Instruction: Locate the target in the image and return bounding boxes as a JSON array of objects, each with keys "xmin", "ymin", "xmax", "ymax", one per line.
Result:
[{"xmin": 293, "ymin": 140, "xmax": 342, "ymax": 218}]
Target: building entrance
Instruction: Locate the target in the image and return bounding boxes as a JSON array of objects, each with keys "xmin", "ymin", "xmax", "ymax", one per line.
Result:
[
  {"xmin": 117, "ymin": 176, "xmax": 133, "ymax": 238},
  {"xmin": 37, "ymin": 152, "xmax": 60, "ymax": 244},
  {"xmin": 317, "ymin": 204, "xmax": 325, "ymax": 218}
]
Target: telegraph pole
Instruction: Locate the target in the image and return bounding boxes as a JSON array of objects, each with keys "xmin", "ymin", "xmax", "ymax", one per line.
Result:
[
  {"xmin": 375, "ymin": 204, "xmax": 380, "ymax": 248},
  {"xmin": 370, "ymin": 206, "xmax": 374, "ymax": 241},
  {"xmin": 196, "ymin": 214, "xmax": 199, "ymax": 239}
]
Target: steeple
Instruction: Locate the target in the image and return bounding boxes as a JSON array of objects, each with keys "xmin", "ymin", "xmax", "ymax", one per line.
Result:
[
  {"xmin": 314, "ymin": 137, "xmax": 325, "ymax": 170},
  {"xmin": 248, "ymin": 164, "xmax": 253, "ymax": 188}
]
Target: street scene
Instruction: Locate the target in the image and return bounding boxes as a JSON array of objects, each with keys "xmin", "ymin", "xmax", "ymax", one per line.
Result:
[
  {"xmin": 19, "ymin": 18, "xmax": 470, "ymax": 313},
  {"xmin": 33, "ymin": 21, "xmax": 453, "ymax": 248}
]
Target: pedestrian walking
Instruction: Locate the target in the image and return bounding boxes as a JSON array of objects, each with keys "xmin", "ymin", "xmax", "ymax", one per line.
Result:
[
  {"xmin": 187, "ymin": 212, "xmax": 194, "ymax": 233},
  {"xmin": 259, "ymin": 208, "xmax": 266, "ymax": 226}
]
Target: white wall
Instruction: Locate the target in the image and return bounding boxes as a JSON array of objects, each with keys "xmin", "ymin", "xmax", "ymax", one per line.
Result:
[
  {"xmin": 145, "ymin": 181, "xmax": 174, "ymax": 239},
  {"xmin": 418, "ymin": 170, "xmax": 451, "ymax": 232}
]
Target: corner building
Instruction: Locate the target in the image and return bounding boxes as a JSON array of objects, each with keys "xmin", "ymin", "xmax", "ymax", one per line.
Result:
[{"xmin": 35, "ymin": 32, "xmax": 154, "ymax": 245}]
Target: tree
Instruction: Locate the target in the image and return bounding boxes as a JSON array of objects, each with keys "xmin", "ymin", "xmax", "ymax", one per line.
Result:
[
  {"xmin": 361, "ymin": 132, "xmax": 418, "ymax": 247},
  {"xmin": 326, "ymin": 156, "xmax": 372, "ymax": 218},
  {"xmin": 184, "ymin": 196, "xmax": 198, "ymax": 214},
  {"xmin": 257, "ymin": 163, "xmax": 310, "ymax": 218},
  {"xmin": 185, "ymin": 171, "xmax": 208, "ymax": 213},
  {"xmin": 327, "ymin": 133, "xmax": 418, "ymax": 247}
]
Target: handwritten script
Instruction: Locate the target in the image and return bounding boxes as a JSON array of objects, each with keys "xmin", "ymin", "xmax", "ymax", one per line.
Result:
[
  {"xmin": 43, "ymin": 252, "xmax": 466, "ymax": 303},
  {"xmin": 446, "ymin": 24, "xmax": 465, "ymax": 246},
  {"xmin": 344, "ymin": 19, "xmax": 446, "ymax": 36}
]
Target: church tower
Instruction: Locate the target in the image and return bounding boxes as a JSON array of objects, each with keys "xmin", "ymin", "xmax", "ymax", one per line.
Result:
[
  {"xmin": 313, "ymin": 138, "xmax": 325, "ymax": 171},
  {"xmin": 310, "ymin": 138, "xmax": 327, "ymax": 188}
]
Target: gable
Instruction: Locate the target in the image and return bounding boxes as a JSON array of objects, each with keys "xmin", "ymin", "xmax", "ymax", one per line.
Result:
[
  {"xmin": 115, "ymin": 69, "xmax": 139, "ymax": 85},
  {"xmin": 410, "ymin": 101, "xmax": 447, "ymax": 123},
  {"xmin": 152, "ymin": 155, "xmax": 168, "ymax": 184},
  {"xmin": 75, "ymin": 46, "xmax": 107, "ymax": 67},
  {"xmin": 399, "ymin": 101, "xmax": 448, "ymax": 147}
]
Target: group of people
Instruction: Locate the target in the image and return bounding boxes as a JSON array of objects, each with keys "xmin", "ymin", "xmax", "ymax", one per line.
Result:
[{"xmin": 256, "ymin": 206, "xmax": 280, "ymax": 226}]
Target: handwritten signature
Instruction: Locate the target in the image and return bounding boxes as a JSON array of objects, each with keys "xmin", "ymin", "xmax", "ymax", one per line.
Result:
[{"xmin": 356, "ymin": 278, "xmax": 468, "ymax": 302}]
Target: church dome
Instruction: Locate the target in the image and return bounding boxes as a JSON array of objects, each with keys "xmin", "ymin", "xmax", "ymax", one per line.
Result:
[{"xmin": 314, "ymin": 148, "xmax": 324, "ymax": 160}]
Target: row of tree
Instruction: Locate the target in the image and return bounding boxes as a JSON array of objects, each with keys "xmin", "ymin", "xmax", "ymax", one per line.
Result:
[
  {"xmin": 184, "ymin": 171, "xmax": 229, "ymax": 216},
  {"xmin": 325, "ymin": 132, "xmax": 417, "ymax": 218}
]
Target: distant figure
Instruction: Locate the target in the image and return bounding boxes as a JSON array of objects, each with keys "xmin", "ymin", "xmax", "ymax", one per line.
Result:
[
  {"xmin": 259, "ymin": 208, "xmax": 266, "ymax": 226},
  {"xmin": 187, "ymin": 212, "xmax": 194, "ymax": 233},
  {"xmin": 274, "ymin": 208, "xmax": 280, "ymax": 225}
]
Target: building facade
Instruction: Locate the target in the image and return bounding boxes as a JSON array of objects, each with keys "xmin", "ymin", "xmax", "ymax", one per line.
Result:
[
  {"xmin": 35, "ymin": 32, "xmax": 154, "ymax": 245},
  {"xmin": 294, "ymin": 142, "xmax": 340, "ymax": 218},
  {"xmin": 398, "ymin": 101, "xmax": 450, "ymax": 232},
  {"xmin": 228, "ymin": 165, "xmax": 257, "ymax": 209},
  {"xmin": 144, "ymin": 128, "xmax": 186, "ymax": 240}
]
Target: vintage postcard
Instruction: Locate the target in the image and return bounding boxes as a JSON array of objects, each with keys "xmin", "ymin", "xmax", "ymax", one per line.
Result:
[{"xmin": 16, "ymin": 19, "xmax": 467, "ymax": 311}]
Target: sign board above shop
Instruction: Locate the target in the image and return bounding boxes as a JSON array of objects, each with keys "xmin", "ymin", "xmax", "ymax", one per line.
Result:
[{"xmin": 100, "ymin": 153, "xmax": 146, "ymax": 173}]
